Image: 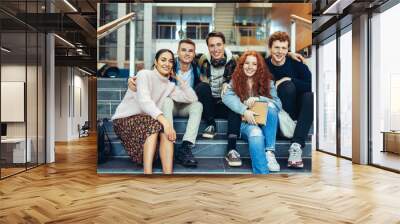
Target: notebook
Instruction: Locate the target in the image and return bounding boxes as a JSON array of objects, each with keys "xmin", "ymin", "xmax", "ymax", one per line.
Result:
[{"xmin": 242, "ymin": 101, "xmax": 268, "ymax": 125}]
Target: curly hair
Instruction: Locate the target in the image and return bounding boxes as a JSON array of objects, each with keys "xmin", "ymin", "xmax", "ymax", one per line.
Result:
[
  {"xmin": 231, "ymin": 51, "xmax": 272, "ymax": 102},
  {"xmin": 268, "ymin": 31, "xmax": 290, "ymax": 48}
]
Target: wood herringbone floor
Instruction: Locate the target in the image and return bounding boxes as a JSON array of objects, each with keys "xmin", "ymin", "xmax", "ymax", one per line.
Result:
[{"xmin": 1, "ymin": 135, "xmax": 400, "ymax": 224}]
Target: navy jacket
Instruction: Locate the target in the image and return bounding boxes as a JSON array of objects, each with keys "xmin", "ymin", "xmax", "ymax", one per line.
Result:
[{"xmin": 265, "ymin": 56, "xmax": 312, "ymax": 93}]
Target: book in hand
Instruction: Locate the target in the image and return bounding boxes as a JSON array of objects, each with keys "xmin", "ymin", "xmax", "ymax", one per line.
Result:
[{"xmin": 242, "ymin": 102, "xmax": 268, "ymax": 125}]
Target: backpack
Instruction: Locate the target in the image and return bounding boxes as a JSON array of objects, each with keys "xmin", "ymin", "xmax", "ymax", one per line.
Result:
[{"xmin": 97, "ymin": 118, "xmax": 113, "ymax": 164}]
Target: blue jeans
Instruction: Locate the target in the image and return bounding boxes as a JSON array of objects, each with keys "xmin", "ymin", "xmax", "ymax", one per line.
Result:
[{"xmin": 240, "ymin": 105, "xmax": 279, "ymax": 174}]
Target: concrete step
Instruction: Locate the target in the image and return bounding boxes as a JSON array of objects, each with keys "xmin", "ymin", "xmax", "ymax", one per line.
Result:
[
  {"xmin": 97, "ymin": 157, "xmax": 312, "ymax": 174},
  {"xmin": 97, "ymin": 89, "xmax": 127, "ymax": 101},
  {"xmin": 98, "ymin": 114, "xmax": 112, "ymax": 120},
  {"xmin": 103, "ymin": 118, "xmax": 231, "ymax": 135},
  {"xmin": 101, "ymin": 118, "xmax": 313, "ymax": 158},
  {"xmin": 215, "ymin": 3, "xmax": 236, "ymax": 9},
  {"xmin": 97, "ymin": 77, "xmax": 128, "ymax": 89},
  {"xmin": 97, "ymin": 101, "xmax": 120, "ymax": 118},
  {"xmin": 108, "ymin": 139, "xmax": 312, "ymax": 158},
  {"xmin": 215, "ymin": 15, "xmax": 235, "ymax": 19},
  {"xmin": 104, "ymin": 118, "xmax": 313, "ymax": 139}
]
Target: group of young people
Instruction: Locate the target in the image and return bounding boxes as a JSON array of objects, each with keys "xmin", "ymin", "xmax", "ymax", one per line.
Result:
[{"xmin": 111, "ymin": 31, "xmax": 313, "ymax": 174}]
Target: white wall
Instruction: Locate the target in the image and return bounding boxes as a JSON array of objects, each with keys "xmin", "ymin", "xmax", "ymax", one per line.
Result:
[
  {"xmin": 55, "ymin": 66, "xmax": 68, "ymax": 141},
  {"xmin": 1, "ymin": 65, "xmax": 33, "ymax": 138},
  {"xmin": 54, "ymin": 67, "xmax": 89, "ymax": 141},
  {"xmin": 72, "ymin": 73, "xmax": 89, "ymax": 138}
]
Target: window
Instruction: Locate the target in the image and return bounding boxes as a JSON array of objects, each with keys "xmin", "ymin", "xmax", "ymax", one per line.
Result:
[
  {"xmin": 339, "ymin": 28, "xmax": 352, "ymax": 158},
  {"xmin": 99, "ymin": 4, "xmax": 118, "ymax": 61},
  {"xmin": 239, "ymin": 26, "xmax": 256, "ymax": 37},
  {"xmin": 156, "ymin": 22, "xmax": 176, "ymax": 39},
  {"xmin": 186, "ymin": 22, "xmax": 209, "ymax": 39},
  {"xmin": 317, "ymin": 36, "xmax": 337, "ymax": 155},
  {"xmin": 237, "ymin": 24, "xmax": 266, "ymax": 45},
  {"xmin": 370, "ymin": 3, "xmax": 400, "ymax": 171}
]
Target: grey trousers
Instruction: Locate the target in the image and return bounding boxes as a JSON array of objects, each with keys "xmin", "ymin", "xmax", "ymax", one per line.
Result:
[{"xmin": 161, "ymin": 97, "xmax": 203, "ymax": 145}]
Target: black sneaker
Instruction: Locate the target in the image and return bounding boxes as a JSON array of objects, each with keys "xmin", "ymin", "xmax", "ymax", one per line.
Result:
[
  {"xmin": 175, "ymin": 142, "xmax": 198, "ymax": 167},
  {"xmin": 202, "ymin": 125, "xmax": 216, "ymax": 139},
  {"xmin": 225, "ymin": 149, "xmax": 242, "ymax": 167}
]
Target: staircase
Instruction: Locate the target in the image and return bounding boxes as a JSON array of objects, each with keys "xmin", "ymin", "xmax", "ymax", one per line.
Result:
[
  {"xmin": 214, "ymin": 3, "xmax": 236, "ymax": 44},
  {"xmin": 97, "ymin": 78, "xmax": 312, "ymax": 174},
  {"xmin": 97, "ymin": 78, "xmax": 128, "ymax": 120}
]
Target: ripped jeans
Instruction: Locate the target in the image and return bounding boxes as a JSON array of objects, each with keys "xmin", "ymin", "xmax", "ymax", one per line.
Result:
[{"xmin": 240, "ymin": 104, "xmax": 279, "ymax": 174}]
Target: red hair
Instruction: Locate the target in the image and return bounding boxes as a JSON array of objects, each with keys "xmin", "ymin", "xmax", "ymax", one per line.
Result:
[{"xmin": 232, "ymin": 51, "xmax": 272, "ymax": 101}]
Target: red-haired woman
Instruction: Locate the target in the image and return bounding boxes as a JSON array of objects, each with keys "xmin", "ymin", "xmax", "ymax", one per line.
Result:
[{"xmin": 222, "ymin": 51, "xmax": 282, "ymax": 174}]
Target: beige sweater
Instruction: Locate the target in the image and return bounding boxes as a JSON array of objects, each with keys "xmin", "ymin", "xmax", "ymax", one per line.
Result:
[{"xmin": 112, "ymin": 69, "xmax": 198, "ymax": 120}]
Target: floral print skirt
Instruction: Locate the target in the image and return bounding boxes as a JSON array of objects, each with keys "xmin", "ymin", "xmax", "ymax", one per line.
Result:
[{"xmin": 113, "ymin": 114, "xmax": 162, "ymax": 164}]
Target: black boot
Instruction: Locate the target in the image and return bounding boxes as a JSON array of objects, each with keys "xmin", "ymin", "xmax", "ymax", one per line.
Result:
[{"xmin": 175, "ymin": 141, "xmax": 198, "ymax": 167}]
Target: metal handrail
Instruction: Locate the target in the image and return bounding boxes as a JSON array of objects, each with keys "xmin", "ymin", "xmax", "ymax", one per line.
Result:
[
  {"xmin": 290, "ymin": 14, "xmax": 312, "ymax": 24},
  {"xmin": 97, "ymin": 12, "xmax": 135, "ymax": 40}
]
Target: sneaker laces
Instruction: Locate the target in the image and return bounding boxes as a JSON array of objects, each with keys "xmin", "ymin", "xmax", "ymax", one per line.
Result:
[
  {"xmin": 289, "ymin": 147, "xmax": 301, "ymax": 157},
  {"xmin": 268, "ymin": 151, "xmax": 277, "ymax": 161},
  {"xmin": 229, "ymin": 150, "xmax": 240, "ymax": 159},
  {"xmin": 268, "ymin": 151, "xmax": 276, "ymax": 157},
  {"xmin": 205, "ymin": 125, "xmax": 215, "ymax": 132}
]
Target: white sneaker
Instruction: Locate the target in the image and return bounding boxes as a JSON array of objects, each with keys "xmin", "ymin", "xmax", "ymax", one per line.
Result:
[
  {"xmin": 266, "ymin": 150, "xmax": 280, "ymax": 172},
  {"xmin": 288, "ymin": 143, "xmax": 304, "ymax": 168}
]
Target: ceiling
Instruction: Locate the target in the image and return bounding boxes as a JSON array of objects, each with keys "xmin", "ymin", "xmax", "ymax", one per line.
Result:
[
  {"xmin": 312, "ymin": 0, "xmax": 390, "ymax": 43},
  {"xmin": 0, "ymin": 0, "xmax": 99, "ymax": 72}
]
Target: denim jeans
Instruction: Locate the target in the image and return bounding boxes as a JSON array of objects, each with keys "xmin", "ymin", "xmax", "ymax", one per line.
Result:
[{"xmin": 240, "ymin": 104, "xmax": 279, "ymax": 174}]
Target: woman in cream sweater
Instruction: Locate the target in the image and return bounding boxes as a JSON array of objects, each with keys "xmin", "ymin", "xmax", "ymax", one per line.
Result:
[{"xmin": 112, "ymin": 49, "xmax": 198, "ymax": 174}]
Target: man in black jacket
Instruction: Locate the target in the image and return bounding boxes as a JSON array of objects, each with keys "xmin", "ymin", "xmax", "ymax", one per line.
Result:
[{"xmin": 265, "ymin": 31, "xmax": 313, "ymax": 170}]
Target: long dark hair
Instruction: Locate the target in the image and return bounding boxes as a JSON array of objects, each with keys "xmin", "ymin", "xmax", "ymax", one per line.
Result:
[
  {"xmin": 231, "ymin": 51, "xmax": 272, "ymax": 101},
  {"xmin": 153, "ymin": 49, "xmax": 175, "ymax": 69}
]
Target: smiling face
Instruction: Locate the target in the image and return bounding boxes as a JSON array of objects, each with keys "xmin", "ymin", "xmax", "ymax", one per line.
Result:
[
  {"xmin": 177, "ymin": 42, "xmax": 195, "ymax": 64},
  {"xmin": 269, "ymin": 40, "xmax": 289, "ymax": 66},
  {"xmin": 154, "ymin": 51, "xmax": 174, "ymax": 76},
  {"xmin": 207, "ymin": 36, "xmax": 225, "ymax": 60},
  {"xmin": 243, "ymin": 55, "xmax": 257, "ymax": 77}
]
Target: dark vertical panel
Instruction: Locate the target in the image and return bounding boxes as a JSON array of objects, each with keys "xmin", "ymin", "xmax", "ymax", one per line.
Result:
[
  {"xmin": 36, "ymin": 0, "xmax": 39, "ymax": 167},
  {"xmin": 316, "ymin": 44, "xmax": 319, "ymax": 151},
  {"xmin": 336, "ymin": 29, "xmax": 341, "ymax": 157},
  {"xmin": 0, "ymin": 19, "xmax": 2, "ymax": 180},
  {"xmin": 25, "ymin": 0, "xmax": 28, "ymax": 171},
  {"xmin": 367, "ymin": 11, "xmax": 373, "ymax": 165}
]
